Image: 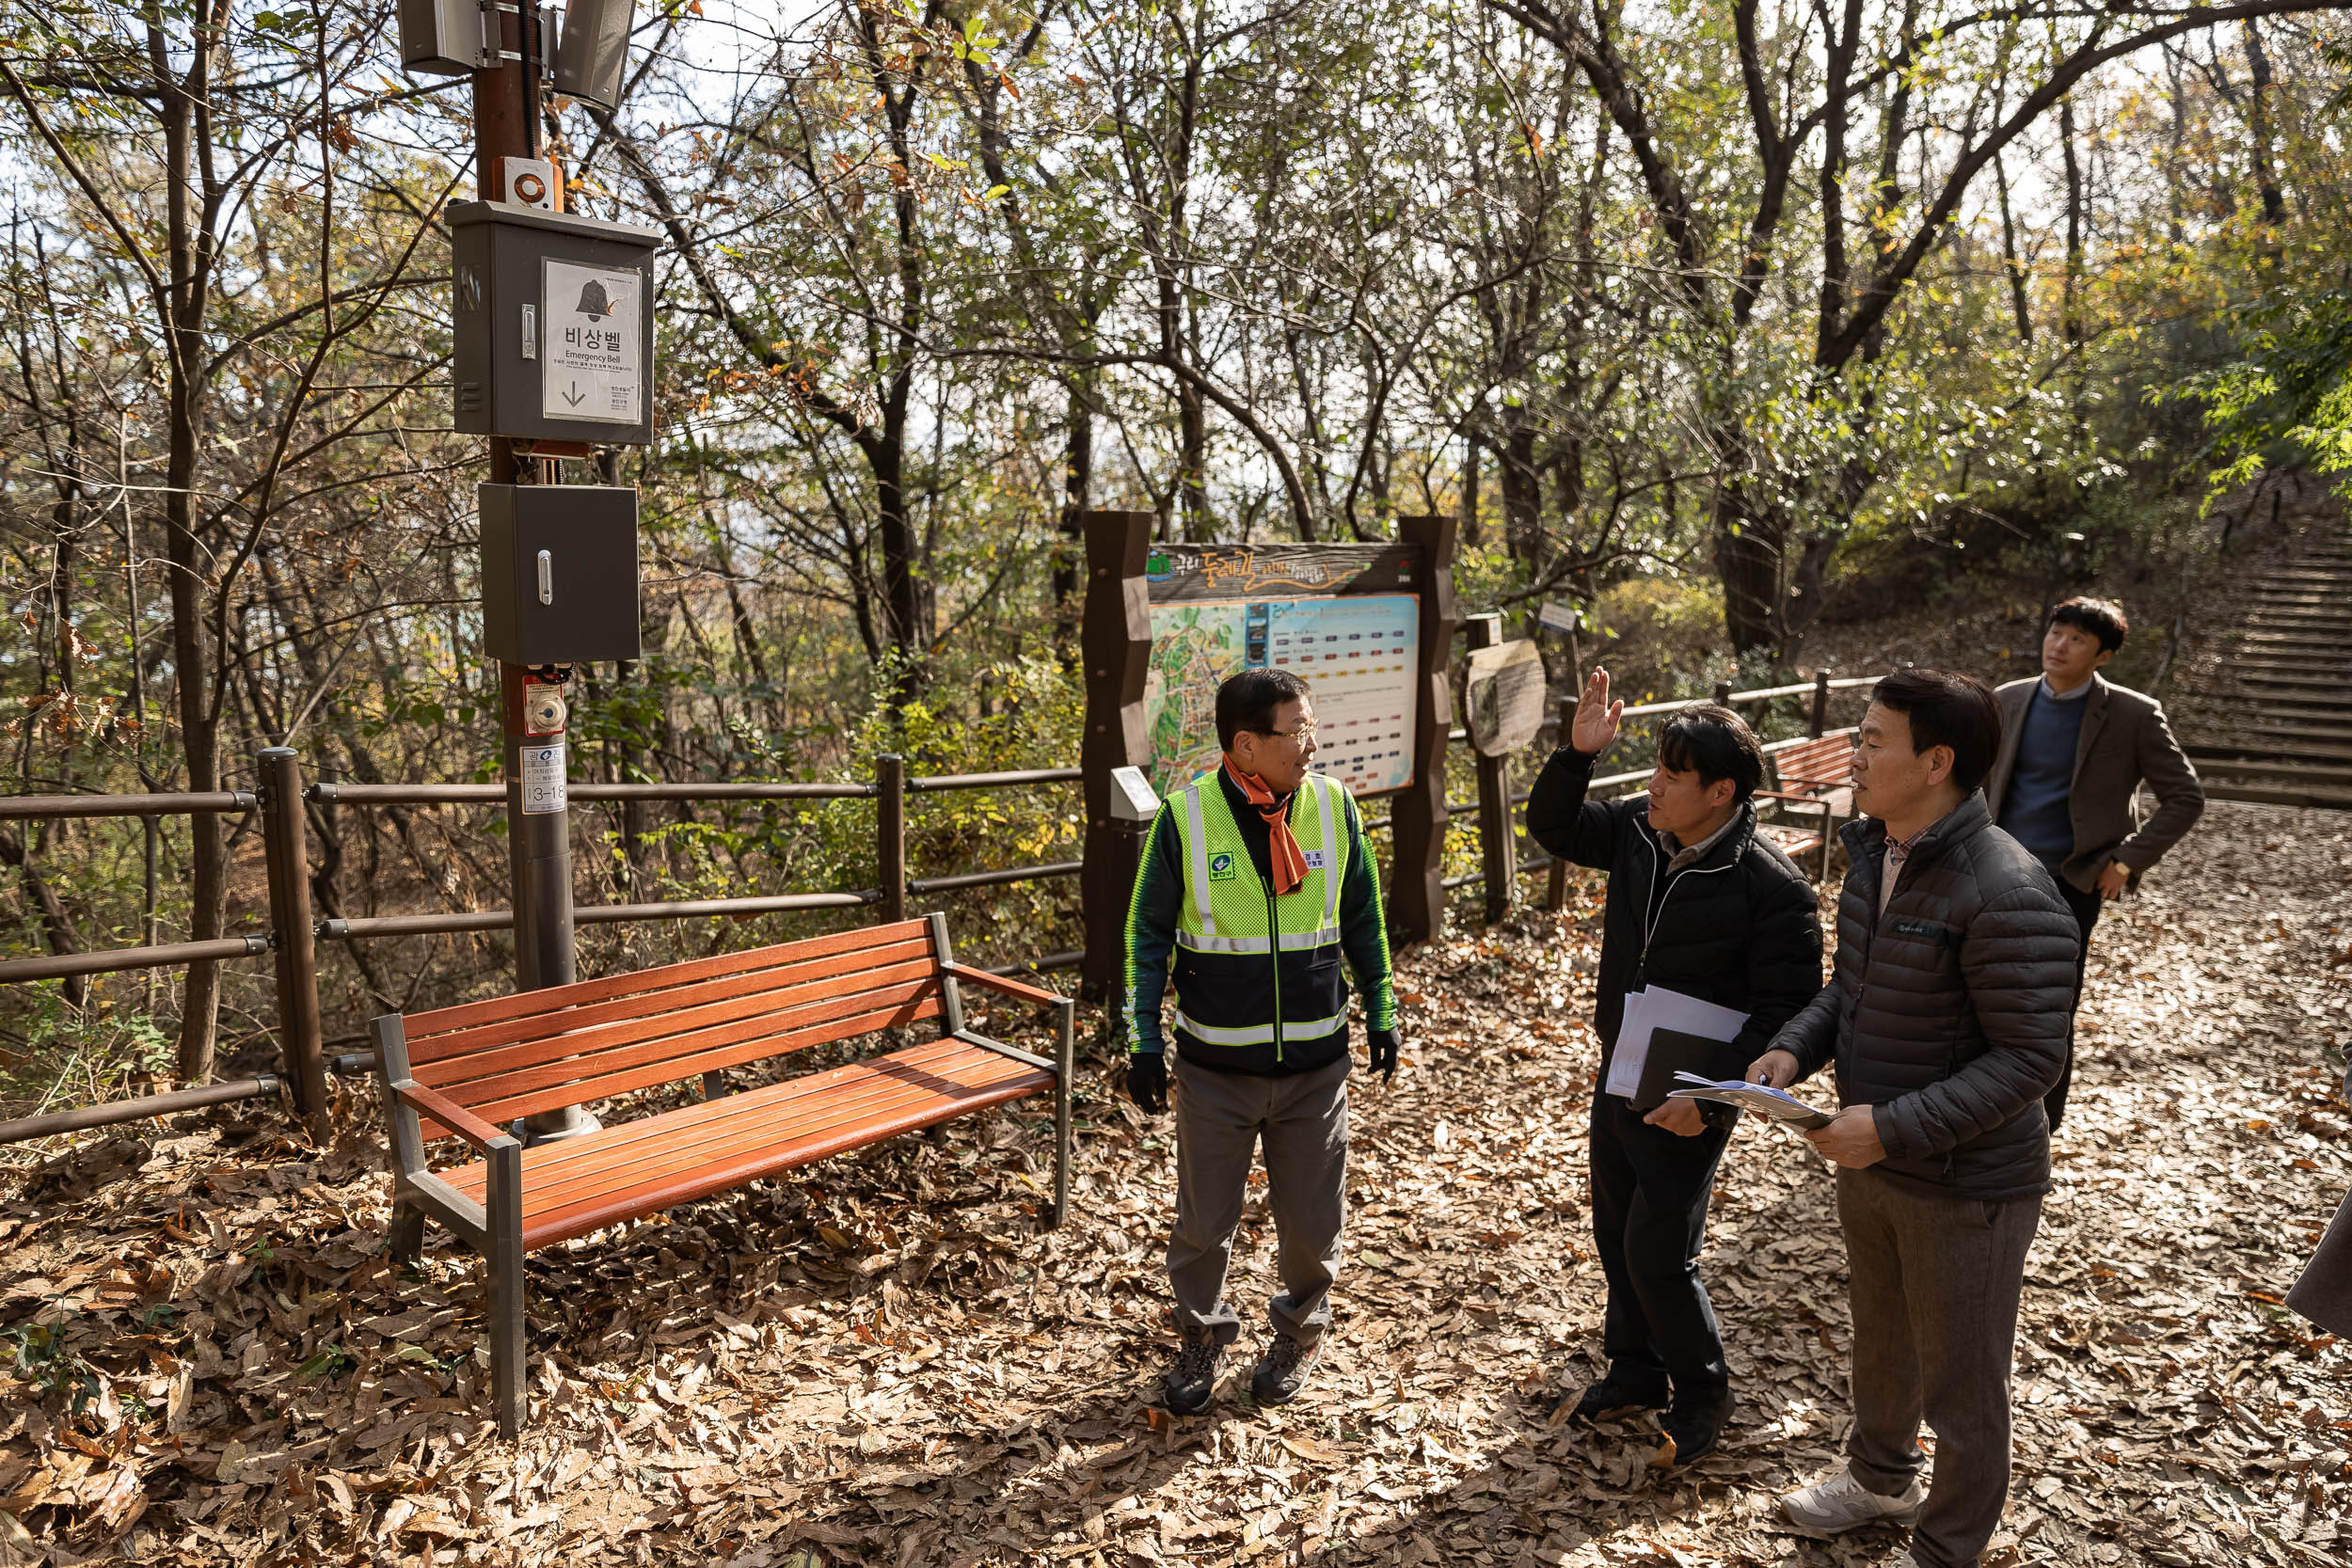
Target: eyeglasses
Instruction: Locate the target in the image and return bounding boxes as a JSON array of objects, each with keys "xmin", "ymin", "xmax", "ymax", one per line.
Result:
[{"xmin": 1255, "ymin": 721, "xmax": 1320, "ymax": 741}]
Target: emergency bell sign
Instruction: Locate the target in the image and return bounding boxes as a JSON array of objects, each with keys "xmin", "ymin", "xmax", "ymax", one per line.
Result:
[{"xmin": 543, "ymin": 260, "xmax": 642, "ymax": 424}]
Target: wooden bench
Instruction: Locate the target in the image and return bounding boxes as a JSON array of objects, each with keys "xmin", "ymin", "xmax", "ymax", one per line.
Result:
[
  {"xmin": 1755, "ymin": 732, "xmax": 1857, "ymax": 881},
  {"xmin": 371, "ymin": 913, "xmax": 1073, "ymax": 1435}
]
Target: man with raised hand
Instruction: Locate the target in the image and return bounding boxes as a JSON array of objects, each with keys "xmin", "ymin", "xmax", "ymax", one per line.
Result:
[
  {"xmin": 1525, "ymin": 669, "xmax": 1822, "ymax": 1468},
  {"xmin": 1751, "ymin": 669, "xmax": 2077, "ymax": 1568},
  {"xmin": 1985, "ymin": 596, "xmax": 2202, "ymax": 1131},
  {"xmin": 1121, "ymin": 667, "xmax": 1400, "ymax": 1416}
]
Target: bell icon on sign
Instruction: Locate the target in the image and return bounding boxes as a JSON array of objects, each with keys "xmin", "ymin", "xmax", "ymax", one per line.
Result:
[{"xmin": 577, "ymin": 279, "xmax": 618, "ymax": 320}]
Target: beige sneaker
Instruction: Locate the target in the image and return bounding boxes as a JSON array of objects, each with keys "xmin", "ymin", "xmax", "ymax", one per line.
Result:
[{"xmin": 1779, "ymin": 1464, "xmax": 1925, "ymax": 1532}]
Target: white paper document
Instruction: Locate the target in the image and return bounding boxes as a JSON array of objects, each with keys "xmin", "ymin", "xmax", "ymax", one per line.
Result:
[
  {"xmin": 1665, "ymin": 1071, "xmax": 1836, "ymax": 1129},
  {"xmin": 1605, "ymin": 985, "xmax": 1751, "ymax": 1101}
]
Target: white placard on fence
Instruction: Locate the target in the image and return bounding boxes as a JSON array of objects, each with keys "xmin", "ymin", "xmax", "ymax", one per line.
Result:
[{"xmin": 1465, "ymin": 640, "xmax": 1548, "ymax": 756}]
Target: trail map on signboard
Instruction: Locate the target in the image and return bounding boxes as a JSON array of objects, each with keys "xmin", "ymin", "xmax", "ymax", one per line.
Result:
[{"xmin": 1144, "ymin": 594, "xmax": 1420, "ymax": 798}]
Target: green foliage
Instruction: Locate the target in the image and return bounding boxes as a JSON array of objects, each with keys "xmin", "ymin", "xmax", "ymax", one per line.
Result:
[{"xmin": 2161, "ymin": 290, "xmax": 2352, "ymax": 510}]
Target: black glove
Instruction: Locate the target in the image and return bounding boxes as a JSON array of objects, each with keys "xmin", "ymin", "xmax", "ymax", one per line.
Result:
[
  {"xmin": 1126, "ymin": 1051, "xmax": 1168, "ymax": 1114},
  {"xmin": 1367, "ymin": 1027, "xmax": 1399, "ymax": 1082}
]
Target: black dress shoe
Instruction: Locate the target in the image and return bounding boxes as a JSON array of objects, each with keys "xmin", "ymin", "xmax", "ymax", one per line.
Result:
[
  {"xmin": 1551, "ymin": 1368, "xmax": 1671, "ymax": 1423},
  {"xmin": 1650, "ymin": 1389, "xmax": 1736, "ymax": 1469}
]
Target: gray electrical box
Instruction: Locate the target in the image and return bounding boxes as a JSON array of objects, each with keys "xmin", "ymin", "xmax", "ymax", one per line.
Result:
[
  {"xmin": 450, "ymin": 200, "xmax": 660, "ymax": 446},
  {"xmin": 399, "ymin": 0, "xmax": 495, "ymax": 73},
  {"xmin": 479, "ymin": 484, "xmax": 643, "ymax": 665}
]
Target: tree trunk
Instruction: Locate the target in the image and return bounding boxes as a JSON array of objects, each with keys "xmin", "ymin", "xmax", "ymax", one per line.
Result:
[
  {"xmin": 1713, "ymin": 476, "xmax": 1783, "ymax": 656},
  {"xmin": 1499, "ymin": 420, "xmax": 1541, "ymax": 575},
  {"xmin": 1054, "ymin": 376, "xmax": 1094, "ymax": 661}
]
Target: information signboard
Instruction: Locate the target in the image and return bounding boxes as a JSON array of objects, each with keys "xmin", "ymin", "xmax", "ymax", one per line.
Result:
[{"xmin": 1141, "ymin": 543, "xmax": 1422, "ymax": 798}]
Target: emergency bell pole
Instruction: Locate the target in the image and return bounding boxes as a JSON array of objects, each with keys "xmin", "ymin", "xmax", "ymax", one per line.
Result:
[{"xmin": 477, "ymin": 5, "xmax": 592, "ymax": 1141}]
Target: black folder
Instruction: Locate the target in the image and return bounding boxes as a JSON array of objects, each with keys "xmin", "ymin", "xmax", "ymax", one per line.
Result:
[{"xmin": 1632, "ymin": 1026, "xmax": 1752, "ymax": 1112}]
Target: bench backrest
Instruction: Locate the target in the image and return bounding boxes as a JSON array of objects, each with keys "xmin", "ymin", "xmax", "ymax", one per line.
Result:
[
  {"xmin": 1770, "ymin": 734, "xmax": 1854, "ymax": 790},
  {"xmin": 386, "ymin": 916, "xmax": 948, "ymax": 1142}
]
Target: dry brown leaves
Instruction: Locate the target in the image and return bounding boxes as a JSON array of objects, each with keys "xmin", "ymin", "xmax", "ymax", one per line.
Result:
[{"xmin": 1, "ymin": 803, "xmax": 2346, "ymax": 1567}]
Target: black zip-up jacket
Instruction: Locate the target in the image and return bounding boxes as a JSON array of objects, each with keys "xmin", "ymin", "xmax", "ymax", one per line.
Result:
[
  {"xmin": 1770, "ymin": 795, "xmax": 2077, "ymax": 1202},
  {"xmin": 1124, "ymin": 768, "xmax": 1397, "ymax": 1076},
  {"xmin": 1526, "ymin": 745, "xmax": 1824, "ymax": 1084}
]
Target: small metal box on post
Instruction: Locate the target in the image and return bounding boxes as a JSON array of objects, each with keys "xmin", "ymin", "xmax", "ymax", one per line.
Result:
[{"xmin": 449, "ymin": 202, "xmax": 660, "ymax": 446}]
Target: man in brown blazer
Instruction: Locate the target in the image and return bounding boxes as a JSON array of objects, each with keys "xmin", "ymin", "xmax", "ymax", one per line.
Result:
[{"xmin": 1985, "ymin": 597, "xmax": 2204, "ymax": 1131}]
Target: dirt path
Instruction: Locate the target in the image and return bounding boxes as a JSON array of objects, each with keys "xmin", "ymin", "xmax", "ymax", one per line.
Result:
[{"xmin": 2, "ymin": 801, "xmax": 2346, "ymax": 1567}]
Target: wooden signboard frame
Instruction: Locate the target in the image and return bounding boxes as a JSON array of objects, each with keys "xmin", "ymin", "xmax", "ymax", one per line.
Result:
[{"xmin": 1079, "ymin": 513, "xmax": 1457, "ymax": 1003}]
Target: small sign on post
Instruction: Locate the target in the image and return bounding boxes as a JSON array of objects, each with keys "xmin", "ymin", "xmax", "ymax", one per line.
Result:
[
  {"xmin": 1537, "ymin": 600, "xmax": 1581, "ymax": 634},
  {"xmin": 1464, "ymin": 639, "xmax": 1547, "ymax": 757}
]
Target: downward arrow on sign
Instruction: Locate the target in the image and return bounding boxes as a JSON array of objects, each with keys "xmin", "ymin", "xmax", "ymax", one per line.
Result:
[{"xmin": 564, "ymin": 382, "xmax": 585, "ymax": 406}]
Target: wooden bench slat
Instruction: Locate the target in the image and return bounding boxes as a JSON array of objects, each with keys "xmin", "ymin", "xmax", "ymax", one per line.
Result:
[
  {"xmin": 404, "ymin": 919, "xmax": 937, "ymax": 1039},
  {"xmin": 433, "ymin": 974, "xmax": 937, "ymax": 1117},
  {"xmin": 412, "ymin": 956, "xmax": 942, "ymax": 1091},
  {"xmin": 405, "ymin": 935, "xmax": 938, "ymax": 1065},
  {"xmin": 440, "ymin": 1034, "xmax": 994, "ymax": 1196},
  {"xmin": 523, "ymin": 1069, "xmax": 1044, "ymax": 1250},
  {"xmin": 436, "ymin": 1039, "xmax": 1048, "ymax": 1250},
  {"xmin": 444, "ymin": 1041, "xmax": 1038, "ymax": 1224},
  {"xmin": 439, "ymin": 992, "xmax": 945, "ymax": 1135}
]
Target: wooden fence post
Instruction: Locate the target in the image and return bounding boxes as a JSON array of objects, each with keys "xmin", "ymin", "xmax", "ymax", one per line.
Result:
[
  {"xmin": 1545, "ymin": 694, "xmax": 1574, "ymax": 912},
  {"xmin": 1079, "ymin": 511, "xmax": 1154, "ymax": 1004},
  {"xmin": 1712, "ymin": 678, "xmax": 1733, "ymax": 707},
  {"xmin": 1464, "ymin": 613, "xmax": 1514, "ymax": 924},
  {"xmin": 1389, "ymin": 515, "xmax": 1457, "ymax": 944},
  {"xmin": 1809, "ymin": 669, "xmax": 1831, "ymax": 738},
  {"xmin": 877, "ymin": 754, "xmax": 907, "ymax": 925},
  {"xmin": 257, "ymin": 747, "xmax": 326, "ymax": 1134}
]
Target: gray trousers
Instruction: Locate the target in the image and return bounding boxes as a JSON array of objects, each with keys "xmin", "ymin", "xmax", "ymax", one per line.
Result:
[
  {"xmin": 1168, "ymin": 1053, "xmax": 1348, "ymax": 1347},
  {"xmin": 1838, "ymin": 1167, "xmax": 2042, "ymax": 1568}
]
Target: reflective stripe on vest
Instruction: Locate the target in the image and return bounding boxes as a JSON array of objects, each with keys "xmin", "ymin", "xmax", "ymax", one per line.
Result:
[{"xmin": 1172, "ymin": 1004, "xmax": 1351, "ymax": 1048}]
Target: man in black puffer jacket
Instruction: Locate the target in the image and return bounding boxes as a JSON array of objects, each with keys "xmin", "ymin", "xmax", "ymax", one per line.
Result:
[
  {"xmin": 1527, "ymin": 674, "xmax": 1822, "ymax": 1467},
  {"xmin": 1750, "ymin": 669, "xmax": 2076, "ymax": 1568}
]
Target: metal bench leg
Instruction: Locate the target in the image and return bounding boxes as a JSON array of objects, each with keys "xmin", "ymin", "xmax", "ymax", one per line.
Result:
[
  {"xmin": 486, "ymin": 1139, "xmax": 527, "ymax": 1438},
  {"xmin": 1052, "ymin": 998, "xmax": 1073, "ymax": 1229},
  {"xmin": 389, "ymin": 1196, "xmax": 426, "ymax": 1264}
]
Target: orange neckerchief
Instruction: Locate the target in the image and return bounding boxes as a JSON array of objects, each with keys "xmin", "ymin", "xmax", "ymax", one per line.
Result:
[{"xmin": 1224, "ymin": 757, "xmax": 1308, "ymax": 896}]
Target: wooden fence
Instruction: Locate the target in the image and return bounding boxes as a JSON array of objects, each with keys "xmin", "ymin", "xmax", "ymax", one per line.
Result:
[{"xmin": 0, "ymin": 670, "xmax": 1879, "ymax": 1147}]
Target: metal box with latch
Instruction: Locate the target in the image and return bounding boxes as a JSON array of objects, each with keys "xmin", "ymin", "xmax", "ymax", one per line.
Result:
[
  {"xmin": 450, "ymin": 200, "xmax": 660, "ymax": 446},
  {"xmin": 479, "ymin": 483, "xmax": 643, "ymax": 665}
]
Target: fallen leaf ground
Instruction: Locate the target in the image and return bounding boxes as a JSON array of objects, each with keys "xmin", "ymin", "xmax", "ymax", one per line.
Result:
[{"xmin": 3, "ymin": 801, "xmax": 2347, "ymax": 1568}]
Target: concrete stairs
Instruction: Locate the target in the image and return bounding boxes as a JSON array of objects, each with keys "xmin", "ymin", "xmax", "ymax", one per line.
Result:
[{"xmin": 2174, "ymin": 521, "xmax": 2352, "ymax": 809}]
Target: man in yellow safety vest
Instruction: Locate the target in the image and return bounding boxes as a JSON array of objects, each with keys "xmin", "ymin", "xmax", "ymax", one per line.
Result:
[{"xmin": 1123, "ymin": 667, "xmax": 1400, "ymax": 1415}]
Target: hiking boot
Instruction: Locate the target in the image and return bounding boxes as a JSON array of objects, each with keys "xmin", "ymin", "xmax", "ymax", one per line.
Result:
[
  {"xmin": 1779, "ymin": 1464, "xmax": 1926, "ymax": 1533},
  {"xmin": 1164, "ymin": 1334, "xmax": 1222, "ymax": 1416},
  {"xmin": 1551, "ymin": 1367, "xmax": 1670, "ymax": 1424},
  {"xmin": 1250, "ymin": 1332, "xmax": 1320, "ymax": 1405},
  {"xmin": 1648, "ymin": 1388, "xmax": 1735, "ymax": 1469}
]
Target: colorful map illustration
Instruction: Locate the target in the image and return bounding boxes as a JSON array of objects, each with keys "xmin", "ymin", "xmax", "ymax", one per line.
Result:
[{"xmin": 1144, "ymin": 594, "xmax": 1419, "ymax": 797}]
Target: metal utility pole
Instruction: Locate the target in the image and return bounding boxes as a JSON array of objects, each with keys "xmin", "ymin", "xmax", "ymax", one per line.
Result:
[{"xmin": 478, "ymin": 9, "xmax": 588, "ymax": 1141}]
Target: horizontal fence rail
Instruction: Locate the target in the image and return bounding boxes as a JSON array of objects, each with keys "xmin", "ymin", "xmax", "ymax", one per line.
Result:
[
  {"xmin": 0, "ymin": 791, "xmax": 256, "ymax": 820},
  {"xmin": 2, "ymin": 660, "xmax": 1869, "ymax": 1147}
]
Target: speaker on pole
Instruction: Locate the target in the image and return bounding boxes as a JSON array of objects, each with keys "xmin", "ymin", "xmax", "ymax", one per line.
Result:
[{"xmin": 554, "ymin": 0, "xmax": 635, "ymax": 108}]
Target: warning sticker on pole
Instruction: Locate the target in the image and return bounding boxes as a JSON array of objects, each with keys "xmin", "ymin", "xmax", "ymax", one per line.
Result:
[
  {"xmin": 520, "ymin": 740, "xmax": 567, "ymax": 815},
  {"xmin": 541, "ymin": 259, "xmax": 642, "ymax": 424}
]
